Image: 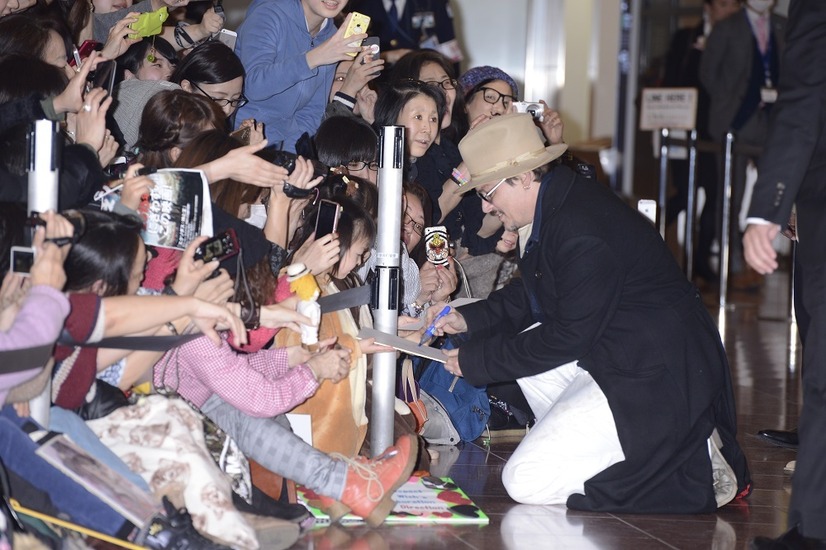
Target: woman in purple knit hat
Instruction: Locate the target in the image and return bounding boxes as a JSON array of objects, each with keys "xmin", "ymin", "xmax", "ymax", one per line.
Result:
[{"xmin": 458, "ymin": 65, "xmax": 563, "ymax": 145}]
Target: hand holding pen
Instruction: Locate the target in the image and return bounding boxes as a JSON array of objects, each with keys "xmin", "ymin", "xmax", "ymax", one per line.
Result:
[
  {"xmin": 95, "ymin": 164, "xmax": 157, "ymax": 209},
  {"xmin": 418, "ymin": 305, "xmax": 451, "ymax": 346},
  {"xmin": 418, "ymin": 303, "xmax": 469, "ymax": 345}
]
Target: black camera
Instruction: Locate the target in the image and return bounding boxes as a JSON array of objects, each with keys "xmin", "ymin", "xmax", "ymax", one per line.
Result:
[
  {"xmin": 256, "ymin": 147, "xmax": 330, "ymax": 181},
  {"xmin": 25, "ymin": 209, "xmax": 87, "ymax": 246}
]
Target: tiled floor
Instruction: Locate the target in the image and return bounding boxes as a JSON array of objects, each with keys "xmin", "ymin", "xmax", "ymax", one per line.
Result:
[{"xmin": 290, "ymin": 268, "xmax": 801, "ymax": 549}]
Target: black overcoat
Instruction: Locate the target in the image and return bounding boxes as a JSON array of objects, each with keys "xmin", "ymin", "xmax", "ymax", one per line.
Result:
[{"xmin": 458, "ymin": 165, "xmax": 750, "ymax": 513}]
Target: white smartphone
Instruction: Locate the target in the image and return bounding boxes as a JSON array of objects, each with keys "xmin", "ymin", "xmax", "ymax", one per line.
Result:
[
  {"xmin": 10, "ymin": 246, "xmax": 36, "ymax": 276},
  {"xmin": 216, "ymin": 29, "xmax": 237, "ymax": 51},
  {"xmin": 637, "ymin": 199, "xmax": 657, "ymax": 224}
]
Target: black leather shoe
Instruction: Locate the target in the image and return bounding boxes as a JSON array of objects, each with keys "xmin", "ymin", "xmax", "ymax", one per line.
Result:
[
  {"xmin": 757, "ymin": 429, "xmax": 799, "ymax": 449},
  {"xmin": 751, "ymin": 525, "xmax": 826, "ymax": 549}
]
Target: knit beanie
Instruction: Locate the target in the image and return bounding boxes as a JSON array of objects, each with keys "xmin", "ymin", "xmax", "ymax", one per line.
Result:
[
  {"xmin": 458, "ymin": 66, "xmax": 519, "ymax": 101},
  {"xmin": 112, "ymin": 79, "xmax": 181, "ymax": 152}
]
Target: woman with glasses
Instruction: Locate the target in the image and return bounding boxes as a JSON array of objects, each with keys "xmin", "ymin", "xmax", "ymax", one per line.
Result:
[
  {"xmin": 388, "ymin": 52, "xmax": 503, "ymax": 299},
  {"xmin": 314, "ymin": 115, "xmax": 379, "ymax": 184},
  {"xmin": 171, "ymin": 41, "xmax": 249, "ymax": 120},
  {"xmin": 459, "ymin": 65, "xmax": 564, "ymax": 146}
]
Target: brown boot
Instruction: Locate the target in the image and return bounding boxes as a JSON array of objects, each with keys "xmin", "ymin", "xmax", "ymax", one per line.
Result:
[{"xmin": 318, "ymin": 434, "xmax": 418, "ymax": 527}]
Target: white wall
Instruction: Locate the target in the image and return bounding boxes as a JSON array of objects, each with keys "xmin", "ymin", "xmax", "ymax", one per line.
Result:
[
  {"xmin": 454, "ymin": 0, "xmax": 618, "ymax": 145},
  {"xmin": 452, "ymin": 0, "xmax": 530, "ymax": 87}
]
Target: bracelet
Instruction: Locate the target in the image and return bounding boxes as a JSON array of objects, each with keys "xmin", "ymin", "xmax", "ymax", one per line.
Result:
[
  {"xmin": 240, "ymin": 302, "xmax": 261, "ymax": 330},
  {"xmin": 165, "ymin": 322, "xmax": 179, "ymax": 335},
  {"xmin": 450, "ymin": 168, "xmax": 469, "ymax": 187},
  {"xmin": 408, "ymin": 301, "xmax": 428, "ymax": 317}
]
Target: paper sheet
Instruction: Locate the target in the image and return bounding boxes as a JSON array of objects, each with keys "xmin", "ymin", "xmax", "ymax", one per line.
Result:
[{"xmin": 357, "ymin": 327, "xmax": 448, "ymax": 363}]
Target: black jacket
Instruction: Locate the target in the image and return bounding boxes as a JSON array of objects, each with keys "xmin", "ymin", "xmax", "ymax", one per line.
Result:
[{"xmin": 457, "ymin": 166, "xmax": 750, "ymax": 513}]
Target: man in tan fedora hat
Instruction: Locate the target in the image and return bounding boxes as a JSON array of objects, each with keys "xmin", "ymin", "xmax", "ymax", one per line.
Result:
[{"xmin": 426, "ymin": 113, "xmax": 751, "ymax": 513}]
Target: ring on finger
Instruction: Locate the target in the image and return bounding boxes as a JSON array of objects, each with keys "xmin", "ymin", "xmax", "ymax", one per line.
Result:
[{"xmin": 82, "ymin": 104, "xmax": 92, "ymax": 112}]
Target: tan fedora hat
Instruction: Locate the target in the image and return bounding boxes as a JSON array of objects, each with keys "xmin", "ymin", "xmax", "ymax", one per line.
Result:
[{"xmin": 457, "ymin": 113, "xmax": 568, "ymax": 193}]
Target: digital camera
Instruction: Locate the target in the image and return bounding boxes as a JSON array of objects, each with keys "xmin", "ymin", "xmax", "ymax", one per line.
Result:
[{"xmin": 513, "ymin": 101, "xmax": 544, "ymax": 120}]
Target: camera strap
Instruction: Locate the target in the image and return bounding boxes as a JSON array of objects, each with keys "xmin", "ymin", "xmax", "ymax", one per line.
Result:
[
  {"xmin": 0, "ymin": 345, "xmax": 54, "ymax": 373},
  {"xmin": 56, "ymin": 331, "xmax": 202, "ymax": 351}
]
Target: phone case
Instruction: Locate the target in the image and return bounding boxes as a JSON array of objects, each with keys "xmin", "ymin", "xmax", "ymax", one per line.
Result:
[
  {"xmin": 128, "ymin": 7, "xmax": 168, "ymax": 40},
  {"xmin": 362, "ymin": 36, "xmax": 380, "ymax": 59},
  {"xmin": 424, "ymin": 226, "xmax": 449, "ymax": 266},
  {"xmin": 194, "ymin": 229, "xmax": 239, "ymax": 263},
  {"xmin": 70, "ymin": 40, "xmax": 101, "ymax": 67},
  {"xmin": 229, "ymin": 126, "xmax": 251, "ymax": 145},
  {"xmin": 315, "ymin": 200, "xmax": 342, "ymax": 237},
  {"xmin": 344, "ymin": 12, "xmax": 371, "ymax": 57}
]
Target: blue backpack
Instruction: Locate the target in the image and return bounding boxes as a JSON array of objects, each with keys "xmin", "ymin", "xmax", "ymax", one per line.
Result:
[{"xmin": 414, "ymin": 338, "xmax": 490, "ymax": 443}]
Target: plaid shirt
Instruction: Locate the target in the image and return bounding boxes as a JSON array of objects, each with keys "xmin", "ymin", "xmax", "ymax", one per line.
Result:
[{"xmin": 154, "ymin": 335, "xmax": 319, "ymax": 418}]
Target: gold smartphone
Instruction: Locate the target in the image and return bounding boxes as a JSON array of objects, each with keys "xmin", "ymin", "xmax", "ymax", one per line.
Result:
[{"xmin": 343, "ymin": 12, "xmax": 371, "ymax": 57}]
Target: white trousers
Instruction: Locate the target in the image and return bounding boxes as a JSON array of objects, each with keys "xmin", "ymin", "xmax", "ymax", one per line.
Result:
[{"xmin": 502, "ymin": 361, "xmax": 626, "ymax": 505}]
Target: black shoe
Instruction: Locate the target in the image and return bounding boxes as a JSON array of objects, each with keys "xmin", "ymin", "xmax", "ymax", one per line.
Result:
[
  {"xmin": 751, "ymin": 525, "xmax": 826, "ymax": 549},
  {"xmin": 141, "ymin": 496, "xmax": 231, "ymax": 550},
  {"xmin": 757, "ymin": 429, "xmax": 799, "ymax": 449},
  {"xmin": 488, "ymin": 395, "xmax": 535, "ymax": 438},
  {"xmin": 232, "ymin": 485, "xmax": 312, "ymax": 525}
]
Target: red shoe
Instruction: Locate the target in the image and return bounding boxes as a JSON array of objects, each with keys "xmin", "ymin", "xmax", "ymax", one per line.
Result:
[{"xmin": 320, "ymin": 435, "xmax": 417, "ymax": 527}]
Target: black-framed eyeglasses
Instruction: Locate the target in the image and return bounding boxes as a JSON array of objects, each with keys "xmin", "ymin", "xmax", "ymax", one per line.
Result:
[
  {"xmin": 401, "ymin": 77, "xmax": 456, "ymax": 93},
  {"xmin": 346, "ymin": 160, "xmax": 379, "ymax": 172},
  {"xmin": 403, "ymin": 209, "xmax": 424, "ymax": 236},
  {"xmin": 476, "ymin": 177, "xmax": 507, "ymax": 203},
  {"xmin": 423, "ymin": 78, "xmax": 459, "ymax": 91},
  {"xmin": 190, "ymin": 81, "xmax": 248, "ymax": 110},
  {"xmin": 478, "ymin": 87, "xmax": 516, "ymax": 109}
]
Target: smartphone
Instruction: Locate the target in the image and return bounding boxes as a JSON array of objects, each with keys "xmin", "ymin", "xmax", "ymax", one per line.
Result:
[
  {"xmin": 343, "ymin": 12, "xmax": 370, "ymax": 57},
  {"xmin": 315, "ymin": 200, "xmax": 342, "ymax": 238},
  {"xmin": 216, "ymin": 28, "xmax": 237, "ymax": 51},
  {"xmin": 87, "ymin": 59, "xmax": 117, "ymax": 96},
  {"xmin": 69, "ymin": 40, "xmax": 102, "ymax": 68},
  {"xmin": 193, "ymin": 228, "xmax": 240, "ymax": 263},
  {"xmin": 424, "ymin": 226, "xmax": 449, "ymax": 266},
  {"xmin": 361, "ymin": 36, "xmax": 380, "ymax": 62},
  {"xmin": 229, "ymin": 125, "xmax": 251, "ymax": 145},
  {"xmin": 10, "ymin": 246, "xmax": 36, "ymax": 276},
  {"xmin": 637, "ymin": 199, "xmax": 657, "ymax": 224}
]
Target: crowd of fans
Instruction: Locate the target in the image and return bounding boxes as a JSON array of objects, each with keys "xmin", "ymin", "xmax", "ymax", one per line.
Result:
[{"xmin": 0, "ymin": 0, "xmax": 565, "ymax": 547}]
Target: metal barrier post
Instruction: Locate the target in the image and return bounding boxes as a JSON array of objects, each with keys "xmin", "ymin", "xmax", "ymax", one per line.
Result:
[
  {"xmin": 371, "ymin": 126, "xmax": 405, "ymax": 456},
  {"xmin": 658, "ymin": 128, "xmax": 670, "ymax": 238},
  {"xmin": 685, "ymin": 129, "xmax": 698, "ymax": 281},
  {"xmin": 719, "ymin": 132, "xmax": 735, "ymax": 310}
]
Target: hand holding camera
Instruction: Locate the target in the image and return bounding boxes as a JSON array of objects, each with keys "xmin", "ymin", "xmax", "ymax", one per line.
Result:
[
  {"xmin": 12, "ymin": 211, "xmax": 76, "ymax": 289},
  {"xmin": 127, "ymin": 7, "xmax": 168, "ymax": 40},
  {"xmin": 340, "ymin": 48, "xmax": 384, "ymax": 99},
  {"xmin": 536, "ymin": 102, "xmax": 564, "ymax": 145},
  {"xmin": 75, "ymin": 88, "xmax": 113, "ymax": 154},
  {"xmin": 101, "ymin": 13, "xmax": 141, "ymax": 61},
  {"xmin": 171, "ymin": 236, "xmax": 223, "ymax": 297},
  {"xmin": 54, "ymin": 51, "xmax": 102, "ymax": 114},
  {"xmin": 292, "ymin": 231, "xmax": 341, "ymax": 276},
  {"xmin": 306, "ymin": 12, "xmax": 368, "ymax": 69}
]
